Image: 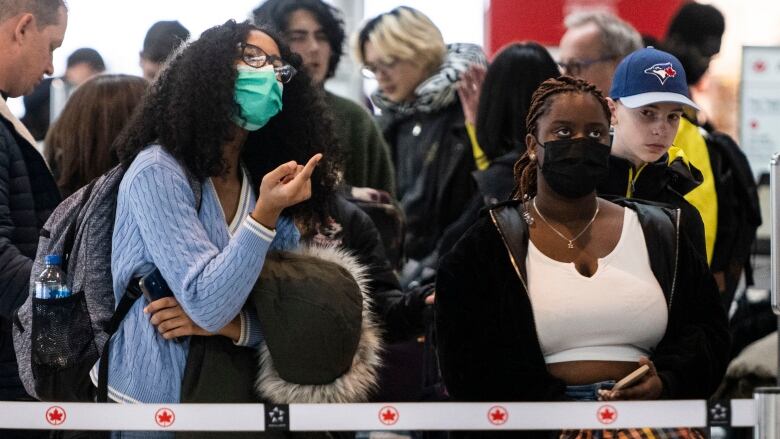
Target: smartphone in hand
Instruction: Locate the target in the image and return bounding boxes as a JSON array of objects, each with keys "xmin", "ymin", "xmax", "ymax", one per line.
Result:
[
  {"xmin": 613, "ymin": 364, "xmax": 650, "ymax": 391},
  {"xmin": 139, "ymin": 269, "xmax": 173, "ymax": 303},
  {"xmin": 138, "ymin": 269, "xmax": 182, "ymax": 343}
]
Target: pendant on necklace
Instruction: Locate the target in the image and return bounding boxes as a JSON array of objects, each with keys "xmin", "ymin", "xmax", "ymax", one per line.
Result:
[{"xmin": 567, "ymin": 241, "xmax": 574, "ymax": 249}]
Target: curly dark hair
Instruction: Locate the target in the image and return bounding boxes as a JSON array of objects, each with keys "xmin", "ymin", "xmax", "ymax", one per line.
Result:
[
  {"xmin": 115, "ymin": 19, "xmax": 340, "ymax": 223},
  {"xmin": 512, "ymin": 76, "xmax": 610, "ymax": 200},
  {"xmin": 252, "ymin": 0, "xmax": 345, "ymax": 80}
]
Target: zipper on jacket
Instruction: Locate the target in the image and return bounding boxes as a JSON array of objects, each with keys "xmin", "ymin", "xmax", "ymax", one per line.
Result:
[
  {"xmin": 626, "ymin": 163, "xmax": 648, "ymax": 198},
  {"xmin": 668, "ymin": 208, "xmax": 681, "ymax": 311}
]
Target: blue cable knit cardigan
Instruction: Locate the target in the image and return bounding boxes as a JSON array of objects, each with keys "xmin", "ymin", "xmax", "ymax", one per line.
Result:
[{"xmin": 90, "ymin": 145, "xmax": 299, "ymax": 403}]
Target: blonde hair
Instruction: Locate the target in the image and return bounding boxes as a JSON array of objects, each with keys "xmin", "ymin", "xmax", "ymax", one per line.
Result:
[{"xmin": 354, "ymin": 6, "xmax": 446, "ymax": 73}]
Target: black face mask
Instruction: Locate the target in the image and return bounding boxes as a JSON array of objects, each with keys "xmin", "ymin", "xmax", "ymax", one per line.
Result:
[{"xmin": 536, "ymin": 137, "xmax": 611, "ymax": 198}]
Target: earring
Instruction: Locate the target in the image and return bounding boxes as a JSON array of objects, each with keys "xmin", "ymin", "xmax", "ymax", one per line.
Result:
[
  {"xmin": 522, "ymin": 207, "xmax": 535, "ymax": 225},
  {"xmin": 521, "ymin": 197, "xmax": 535, "ymax": 225},
  {"xmin": 529, "ymin": 153, "xmax": 536, "ymax": 161}
]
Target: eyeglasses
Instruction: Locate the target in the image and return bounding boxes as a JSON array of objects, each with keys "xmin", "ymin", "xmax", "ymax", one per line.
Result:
[
  {"xmin": 557, "ymin": 56, "xmax": 615, "ymax": 76},
  {"xmin": 360, "ymin": 59, "xmax": 398, "ymax": 79},
  {"xmin": 237, "ymin": 42, "xmax": 297, "ymax": 84}
]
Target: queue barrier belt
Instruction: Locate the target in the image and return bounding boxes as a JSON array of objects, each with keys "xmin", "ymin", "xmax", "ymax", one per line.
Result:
[{"xmin": 0, "ymin": 400, "xmax": 755, "ymax": 431}]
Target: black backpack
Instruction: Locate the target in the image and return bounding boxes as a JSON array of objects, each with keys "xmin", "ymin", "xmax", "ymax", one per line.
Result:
[{"xmin": 705, "ymin": 130, "xmax": 762, "ymax": 306}]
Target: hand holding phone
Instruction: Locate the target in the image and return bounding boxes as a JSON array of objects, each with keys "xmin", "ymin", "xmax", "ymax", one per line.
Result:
[
  {"xmin": 139, "ymin": 269, "xmax": 173, "ymax": 303},
  {"xmin": 612, "ymin": 364, "xmax": 650, "ymax": 391},
  {"xmin": 139, "ymin": 269, "xmax": 182, "ymax": 343}
]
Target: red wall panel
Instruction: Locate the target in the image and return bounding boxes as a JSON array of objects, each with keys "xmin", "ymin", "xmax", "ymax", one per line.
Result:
[{"xmin": 485, "ymin": 0, "xmax": 685, "ymax": 57}]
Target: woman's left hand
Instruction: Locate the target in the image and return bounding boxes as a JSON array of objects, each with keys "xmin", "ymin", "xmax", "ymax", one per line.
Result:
[
  {"xmin": 145, "ymin": 297, "xmax": 213, "ymax": 340},
  {"xmin": 599, "ymin": 357, "xmax": 664, "ymax": 401}
]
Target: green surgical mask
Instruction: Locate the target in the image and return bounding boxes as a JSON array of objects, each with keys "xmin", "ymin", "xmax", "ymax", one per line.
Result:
[{"xmin": 232, "ymin": 65, "xmax": 283, "ymax": 131}]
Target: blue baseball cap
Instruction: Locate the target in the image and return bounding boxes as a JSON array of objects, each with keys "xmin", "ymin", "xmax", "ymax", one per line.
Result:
[{"xmin": 609, "ymin": 47, "xmax": 699, "ymax": 112}]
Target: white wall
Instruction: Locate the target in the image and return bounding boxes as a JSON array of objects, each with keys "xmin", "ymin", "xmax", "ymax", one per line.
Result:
[
  {"xmin": 56, "ymin": 0, "xmax": 264, "ymax": 77},
  {"xmin": 706, "ymin": 0, "xmax": 780, "ymax": 78},
  {"xmin": 9, "ymin": 0, "xmax": 485, "ymax": 117}
]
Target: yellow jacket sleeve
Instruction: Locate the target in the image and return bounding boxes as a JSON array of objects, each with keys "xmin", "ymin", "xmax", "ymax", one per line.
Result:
[
  {"xmin": 673, "ymin": 118, "xmax": 717, "ymax": 264},
  {"xmin": 465, "ymin": 122, "xmax": 490, "ymax": 171}
]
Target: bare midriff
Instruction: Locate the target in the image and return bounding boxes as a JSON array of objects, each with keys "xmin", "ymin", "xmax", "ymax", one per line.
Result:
[{"xmin": 548, "ymin": 360, "xmax": 639, "ymax": 385}]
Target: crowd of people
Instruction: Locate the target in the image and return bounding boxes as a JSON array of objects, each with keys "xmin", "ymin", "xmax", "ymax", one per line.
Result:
[{"xmin": 0, "ymin": 0, "xmax": 768, "ymax": 438}]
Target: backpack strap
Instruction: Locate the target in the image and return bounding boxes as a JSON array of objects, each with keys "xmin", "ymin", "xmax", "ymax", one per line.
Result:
[{"xmin": 96, "ymin": 279, "xmax": 143, "ymax": 403}]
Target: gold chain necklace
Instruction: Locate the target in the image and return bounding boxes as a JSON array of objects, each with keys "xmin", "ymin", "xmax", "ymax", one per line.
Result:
[{"xmin": 532, "ymin": 198, "xmax": 600, "ymax": 249}]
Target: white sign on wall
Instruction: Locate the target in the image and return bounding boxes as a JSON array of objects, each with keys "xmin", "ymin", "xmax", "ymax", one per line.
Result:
[{"xmin": 741, "ymin": 46, "xmax": 780, "ymax": 177}]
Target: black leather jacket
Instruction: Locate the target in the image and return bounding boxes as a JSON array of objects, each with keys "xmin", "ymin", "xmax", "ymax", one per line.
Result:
[
  {"xmin": 435, "ymin": 199, "xmax": 730, "ymax": 403},
  {"xmin": 379, "ymin": 103, "xmax": 476, "ymax": 262}
]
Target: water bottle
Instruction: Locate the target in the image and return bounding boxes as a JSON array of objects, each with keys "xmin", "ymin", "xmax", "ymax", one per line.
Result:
[{"xmin": 34, "ymin": 255, "xmax": 71, "ymax": 299}]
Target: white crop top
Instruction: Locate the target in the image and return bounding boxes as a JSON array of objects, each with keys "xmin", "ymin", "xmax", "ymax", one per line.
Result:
[{"xmin": 526, "ymin": 208, "xmax": 668, "ymax": 364}]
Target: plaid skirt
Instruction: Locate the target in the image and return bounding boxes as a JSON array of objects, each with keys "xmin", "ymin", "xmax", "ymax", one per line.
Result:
[
  {"xmin": 559, "ymin": 427, "xmax": 707, "ymax": 439},
  {"xmin": 560, "ymin": 381, "xmax": 707, "ymax": 439}
]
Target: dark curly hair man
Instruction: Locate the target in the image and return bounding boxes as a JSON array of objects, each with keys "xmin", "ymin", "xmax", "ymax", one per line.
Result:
[{"xmin": 253, "ymin": 0, "xmax": 397, "ymax": 198}]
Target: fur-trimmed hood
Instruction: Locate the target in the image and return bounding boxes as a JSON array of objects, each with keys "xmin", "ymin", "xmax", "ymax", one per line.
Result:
[{"xmin": 253, "ymin": 244, "xmax": 383, "ymax": 403}]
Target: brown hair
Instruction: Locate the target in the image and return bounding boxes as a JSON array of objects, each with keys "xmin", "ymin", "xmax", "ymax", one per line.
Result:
[
  {"xmin": 45, "ymin": 74, "xmax": 148, "ymax": 197},
  {"xmin": 513, "ymin": 76, "xmax": 611, "ymax": 200}
]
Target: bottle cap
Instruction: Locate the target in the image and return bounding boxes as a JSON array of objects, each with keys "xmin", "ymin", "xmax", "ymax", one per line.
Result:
[{"xmin": 45, "ymin": 254, "xmax": 62, "ymax": 265}]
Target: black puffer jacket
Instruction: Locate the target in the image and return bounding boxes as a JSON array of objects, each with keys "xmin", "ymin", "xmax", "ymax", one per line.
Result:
[{"xmin": 0, "ymin": 105, "xmax": 61, "ymax": 399}]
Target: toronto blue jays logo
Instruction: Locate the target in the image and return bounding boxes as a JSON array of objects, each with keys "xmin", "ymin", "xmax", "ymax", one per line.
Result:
[{"xmin": 643, "ymin": 62, "xmax": 677, "ymax": 85}]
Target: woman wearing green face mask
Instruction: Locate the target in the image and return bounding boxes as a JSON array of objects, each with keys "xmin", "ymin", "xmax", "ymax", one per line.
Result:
[{"xmin": 101, "ymin": 20, "xmax": 342, "ymax": 416}]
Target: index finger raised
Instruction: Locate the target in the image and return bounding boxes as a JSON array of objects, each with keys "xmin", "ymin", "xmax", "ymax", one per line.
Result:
[{"xmin": 298, "ymin": 153, "xmax": 322, "ymax": 179}]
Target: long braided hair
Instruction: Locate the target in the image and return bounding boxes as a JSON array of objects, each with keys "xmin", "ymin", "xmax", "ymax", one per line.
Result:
[{"xmin": 512, "ymin": 76, "xmax": 611, "ymax": 200}]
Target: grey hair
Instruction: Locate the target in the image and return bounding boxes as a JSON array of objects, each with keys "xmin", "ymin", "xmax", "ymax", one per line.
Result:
[
  {"xmin": 0, "ymin": 0, "xmax": 66, "ymax": 26},
  {"xmin": 564, "ymin": 11, "xmax": 642, "ymax": 60}
]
